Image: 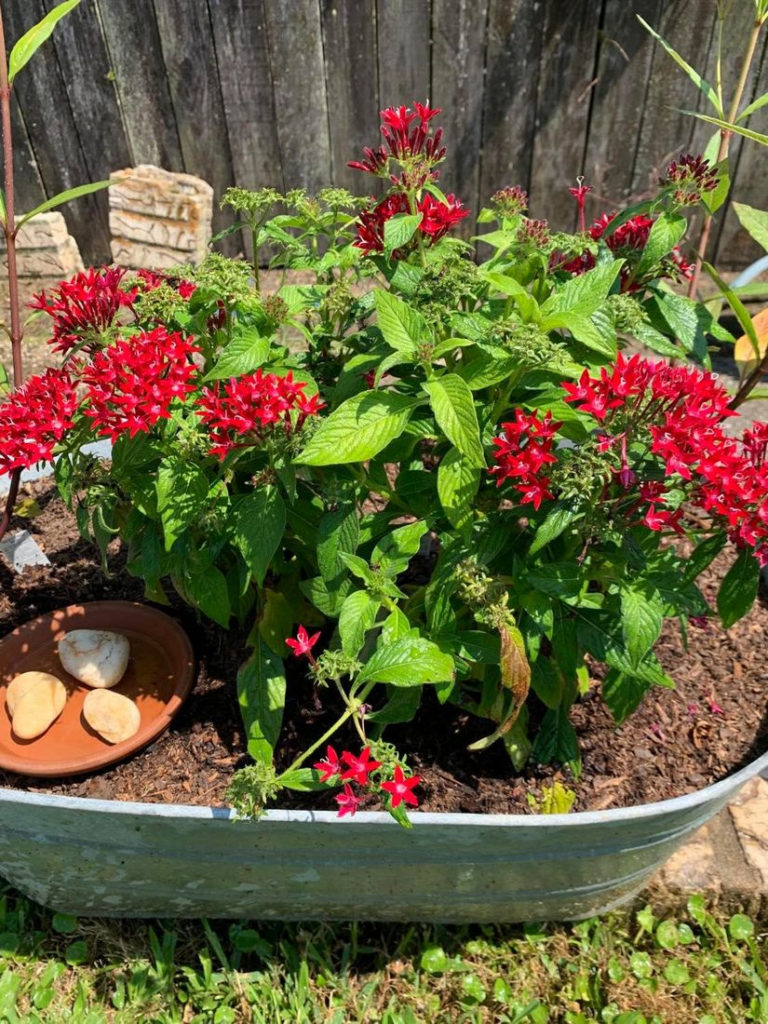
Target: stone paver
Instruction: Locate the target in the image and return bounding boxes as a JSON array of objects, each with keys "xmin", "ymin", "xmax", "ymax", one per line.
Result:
[{"xmin": 649, "ymin": 776, "xmax": 768, "ymax": 915}]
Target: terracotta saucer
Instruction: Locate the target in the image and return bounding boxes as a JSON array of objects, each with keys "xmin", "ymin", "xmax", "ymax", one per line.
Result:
[{"xmin": 0, "ymin": 601, "xmax": 196, "ymax": 777}]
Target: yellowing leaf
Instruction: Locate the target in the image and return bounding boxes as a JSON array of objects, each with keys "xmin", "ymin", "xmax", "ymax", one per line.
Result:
[{"xmin": 734, "ymin": 306, "xmax": 768, "ymax": 381}]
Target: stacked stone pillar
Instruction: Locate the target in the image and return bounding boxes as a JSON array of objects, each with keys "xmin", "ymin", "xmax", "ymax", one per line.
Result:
[
  {"xmin": 0, "ymin": 212, "xmax": 84, "ymax": 320},
  {"xmin": 108, "ymin": 165, "xmax": 213, "ymax": 271}
]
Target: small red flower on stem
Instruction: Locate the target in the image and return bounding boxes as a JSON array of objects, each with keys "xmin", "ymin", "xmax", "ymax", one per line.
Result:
[
  {"xmin": 340, "ymin": 747, "xmax": 383, "ymax": 785},
  {"xmin": 285, "ymin": 625, "xmax": 321, "ymax": 662},
  {"xmin": 313, "ymin": 745, "xmax": 341, "ymax": 782},
  {"xmin": 335, "ymin": 784, "xmax": 363, "ymax": 817},
  {"xmin": 380, "ymin": 766, "xmax": 421, "ymax": 809},
  {"xmin": 568, "ymin": 177, "xmax": 593, "ymax": 232}
]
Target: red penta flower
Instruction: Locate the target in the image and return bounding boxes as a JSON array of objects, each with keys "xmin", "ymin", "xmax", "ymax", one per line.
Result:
[
  {"xmin": 196, "ymin": 370, "xmax": 324, "ymax": 459},
  {"xmin": 80, "ymin": 326, "xmax": 199, "ymax": 442},
  {"xmin": 340, "ymin": 747, "xmax": 383, "ymax": 786},
  {"xmin": 353, "ymin": 191, "xmax": 468, "ymax": 256},
  {"xmin": 286, "ymin": 625, "xmax": 321, "ymax": 658},
  {"xmin": 313, "ymin": 745, "xmax": 341, "ymax": 782},
  {"xmin": 556, "ymin": 211, "xmax": 692, "ymax": 289},
  {"xmin": 0, "ymin": 368, "xmax": 78, "ymax": 474},
  {"xmin": 30, "ymin": 266, "xmax": 138, "ymax": 354},
  {"xmin": 135, "ymin": 268, "xmax": 197, "ymax": 300},
  {"xmin": 489, "ymin": 409, "xmax": 561, "ymax": 510},
  {"xmin": 492, "ymin": 185, "xmax": 528, "ymax": 217},
  {"xmin": 335, "ymin": 783, "xmax": 363, "ymax": 818},
  {"xmin": 380, "ymin": 765, "xmax": 420, "ymax": 809}
]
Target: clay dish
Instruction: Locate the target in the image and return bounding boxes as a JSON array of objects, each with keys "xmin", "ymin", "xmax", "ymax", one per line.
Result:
[{"xmin": 0, "ymin": 601, "xmax": 195, "ymax": 777}]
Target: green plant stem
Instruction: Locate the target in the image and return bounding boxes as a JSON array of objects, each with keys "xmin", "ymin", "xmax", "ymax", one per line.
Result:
[
  {"xmin": 278, "ymin": 679, "xmax": 377, "ymax": 778},
  {"xmin": 688, "ymin": 16, "xmax": 764, "ymax": 298},
  {"xmin": 0, "ymin": 8, "xmax": 23, "ymax": 543}
]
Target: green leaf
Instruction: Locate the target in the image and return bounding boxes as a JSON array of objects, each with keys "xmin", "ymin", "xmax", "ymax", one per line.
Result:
[
  {"xmin": 300, "ymin": 575, "xmax": 350, "ymax": 616},
  {"xmin": 529, "ymin": 504, "xmax": 580, "ymax": 555},
  {"xmin": 620, "ymin": 584, "xmax": 663, "ymax": 668},
  {"xmin": 635, "ymin": 213, "xmax": 687, "ymax": 278},
  {"xmin": 682, "ymin": 532, "xmax": 727, "ymax": 585},
  {"xmin": 317, "ymin": 504, "xmax": 359, "ymax": 586},
  {"xmin": 728, "ymin": 913, "xmax": 755, "ymax": 941},
  {"xmin": 732, "ymin": 201, "xmax": 768, "ymax": 254},
  {"xmin": 339, "ymin": 590, "xmax": 380, "ymax": 656},
  {"xmin": 701, "ymin": 158, "xmax": 729, "ymax": 215},
  {"xmin": 204, "ymin": 329, "xmax": 270, "ymax": 381},
  {"xmin": 542, "ymin": 259, "xmax": 623, "ymax": 320},
  {"xmin": 437, "ymin": 446, "xmax": 479, "ymax": 531},
  {"xmin": 156, "ymin": 457, "xmax": 209, "ymax": 551},
  {"xmin": 297, "ymin": 391, "xmax": 416, "ymax": 465},
  {"xmin": 543, "ymin": 311, "xmax": 617, "ymax": 358},
  {"xmin": 357, "ymin": 636, "xmax": 455, "ymax": 687},
  {"xmin": 685, "ymin": 110, "xmax": 768, "ymax": 147},
  {"xmin": 717, "ymin": 548, "xmax": 760, "ymax": 629},
  {"xmin": 702, "ymin": 262, "xmax": 760, "ymax": 353},
  {"xmin": 179, "ymin": 565, "xmax": 231, "ymax": 628},
  {"xmin": 15, "ymin": 179, "xmax": 113, "ymax": 230},
  {"xmin": 237, "ymin": 637, "xmax": 286, "ymax": 765},
  {"xmin": 372, "ymin": 519, "xmax": 428, "ymax": 577},
  {"xmin": 278, "ymin": 768, "xmax": 327, "ymax": 792},
  {"xmin": 602, "ymin": 669, "xmax": 653, "ymax": 725},
  {"xmin": 8, "ymin": 0, "xmax": 81, "ymax": 83},
  {"xmin": 637, "ymin": 16, "xmax": 721, "ymax": 114},
  {"xmin": 367, "ymin": 684, "xmax": 422, "ymax": 725},
  {"xmin": 423, "ymin": 373, "xmax": 485, "ymax": 467},
  {"xmin": 383, "ymin": 212, "xmax": 422, "ymax": 256},
  {"xmin": 531, "ymin": 706, "xmax": 580, "ymax": 766},
  {"xmin": 258, "ymin": 588, "xmax": 294, "ymax": 657},
  {"xmin": 230, "ymin": 486, "xmax": 286, "ymax": 587},
  {"xmin": 374, "ymin": 289, "xmax": 427, "ymax": 355}
]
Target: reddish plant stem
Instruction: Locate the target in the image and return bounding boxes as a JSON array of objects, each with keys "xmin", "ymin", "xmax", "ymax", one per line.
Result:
[{"xmin": 0, "ymin": 8, "xmax": 23, "ymax": 542}]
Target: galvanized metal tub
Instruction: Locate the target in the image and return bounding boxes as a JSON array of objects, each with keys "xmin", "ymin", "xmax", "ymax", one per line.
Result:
[{"xmin": 0, "ymin": 748, "xmax": 765, "ymax": 922}]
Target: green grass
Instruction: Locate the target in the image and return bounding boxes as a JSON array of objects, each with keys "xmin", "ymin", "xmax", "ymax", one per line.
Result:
[{"xmin": 0, "ymin": 883, "xmax": 765, "ymax": 1023}]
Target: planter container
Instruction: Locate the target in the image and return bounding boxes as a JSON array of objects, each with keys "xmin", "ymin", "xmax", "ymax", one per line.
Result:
[{"xmin": 0, "ymin": 749, "xmax": 765, "ymax": 922}]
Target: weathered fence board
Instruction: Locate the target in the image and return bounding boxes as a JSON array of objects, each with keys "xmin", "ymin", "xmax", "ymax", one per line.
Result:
[
  {"xmin": 584, "ymin": 0, "xmax": 663, "ymax": 210},
  {"xmin": 478, "ymin": 0, "xmax": 544, "ymax": 218},
  {"xmin": 263, "ymin": 0, "xmax": 332, "ymax": 195},
  {"xmin": 321, "ymin": 0, "xmax": 379, "ymax": 190},
  {"xmin": 95, "ymin": 0, "xmax": 184, "ymax": 171},
  {"xmin": 376, "ymin": 0, "xmax": 430, "ymax": 111},
  {"xmin": 151, "ymin": 0, "xmax": 237, "ymax": 252},
  {"xmin": 2, "ymin": 0, "xmax": 766, "ymax": 268}
]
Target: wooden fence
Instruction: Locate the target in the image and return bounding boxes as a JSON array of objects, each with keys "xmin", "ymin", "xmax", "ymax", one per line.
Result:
[{"xmin": 3, "ymin": 0, "xmax": 767, "ymax": 267}]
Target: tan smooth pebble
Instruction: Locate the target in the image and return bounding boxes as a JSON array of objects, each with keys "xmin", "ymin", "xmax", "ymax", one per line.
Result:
[
  {"xmin": 6, "ymin": 671, "xmax": 66, "ymax": 718},
  {"xmin": 8, "ymin": 673, "xmax": 67, "ymax": 740},
  {"xmin": 82, "ymin": 689, "xmax": 141, "ymax": 744},
  {"xmin": 59, "ymin": 630, "xmax": 130, "ymax": 689}
]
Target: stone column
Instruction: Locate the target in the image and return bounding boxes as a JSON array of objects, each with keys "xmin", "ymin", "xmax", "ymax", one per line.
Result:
[
  {"xmin": 0, "ymin": 211, "xmax": 84, "ymax": 318},
  {"xmin": 109, "ymin": 165, "xmax": 214, "ymax": 271}
]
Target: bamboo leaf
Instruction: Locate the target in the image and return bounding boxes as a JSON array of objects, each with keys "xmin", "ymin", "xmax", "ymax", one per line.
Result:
[
  {"xmin": 16, "ymin": 180, "xmax": 113, "ymax": 231},
  {"xmin": 637, "ymin": 16, "xmax": 721, "ymax": 115},
  {"xmin": 8, "ymin": 0, "xmax": 82, "ymax": 83}
]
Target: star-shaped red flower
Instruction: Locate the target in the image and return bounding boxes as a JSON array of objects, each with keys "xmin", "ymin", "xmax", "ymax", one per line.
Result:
[
  {"xmin": 340, "ymin": 747, "xmax": 382, "ymax": 785},
  {"xmin": 380, "ymin": 766, "xmax": 420, "ymax": 809},
  {"xmin": 285, "ymin": 625, "xmax": 321, "ymax": 658}
]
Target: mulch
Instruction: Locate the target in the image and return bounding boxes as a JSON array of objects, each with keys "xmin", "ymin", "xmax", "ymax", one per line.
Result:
[{"xmin": 0, "ymin": 480, "xmax": 766, "ymax": 815}]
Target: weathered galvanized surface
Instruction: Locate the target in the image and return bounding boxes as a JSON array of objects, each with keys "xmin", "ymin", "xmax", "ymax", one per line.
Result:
[
  {"xmin": 1, "ymin": 750, "xmax": 766, "ymax": 921},
  {"xmin": 4, "ymin": 0, "xmax": 766, "ymax": 266}
]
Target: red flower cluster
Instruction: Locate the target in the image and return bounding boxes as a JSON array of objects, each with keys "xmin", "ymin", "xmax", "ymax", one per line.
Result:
[
  {"xmin": 81, "ymin": 327, "xmax": 199, "ymax": 442},
  {"xmin": 30, "ymin": 267, "xmax": 137, "ymax": 354},
  {"xmin": 562, "ymin": 354, "xmax": 768, "ymax": 559},
  {"xmin": 135, "ymin": 268, "xmax": 197, "ymax": 300},
  {"xmin": 196, "ymin": 369, "xmax": 324, "ymax": 459},
  {"xmin": 313, "ymin": 745, "xmax": 420, "ymax": 817},
  {"xmin": 354, "ymin": 191, "xmax": 467, "ymax": 256},
  {"xmin": 348, "ymin": 102, "xmax": 445, "ymax": 178},
  {"xmin": 0, "ymin": 368, "xmax": 78, "ymax": 474},
  {"xmin": 489, "ymin": 409, "xmax": 561, "ymax": 510},
  {"xmin": 559, "ymin": 212, "xmax": 692, "ymax": 289}
]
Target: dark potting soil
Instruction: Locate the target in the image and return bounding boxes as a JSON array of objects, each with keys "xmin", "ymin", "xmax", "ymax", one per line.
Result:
[{"xmin": 0, "ymin": 481, "xmax": 766, "ymax": 815}]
